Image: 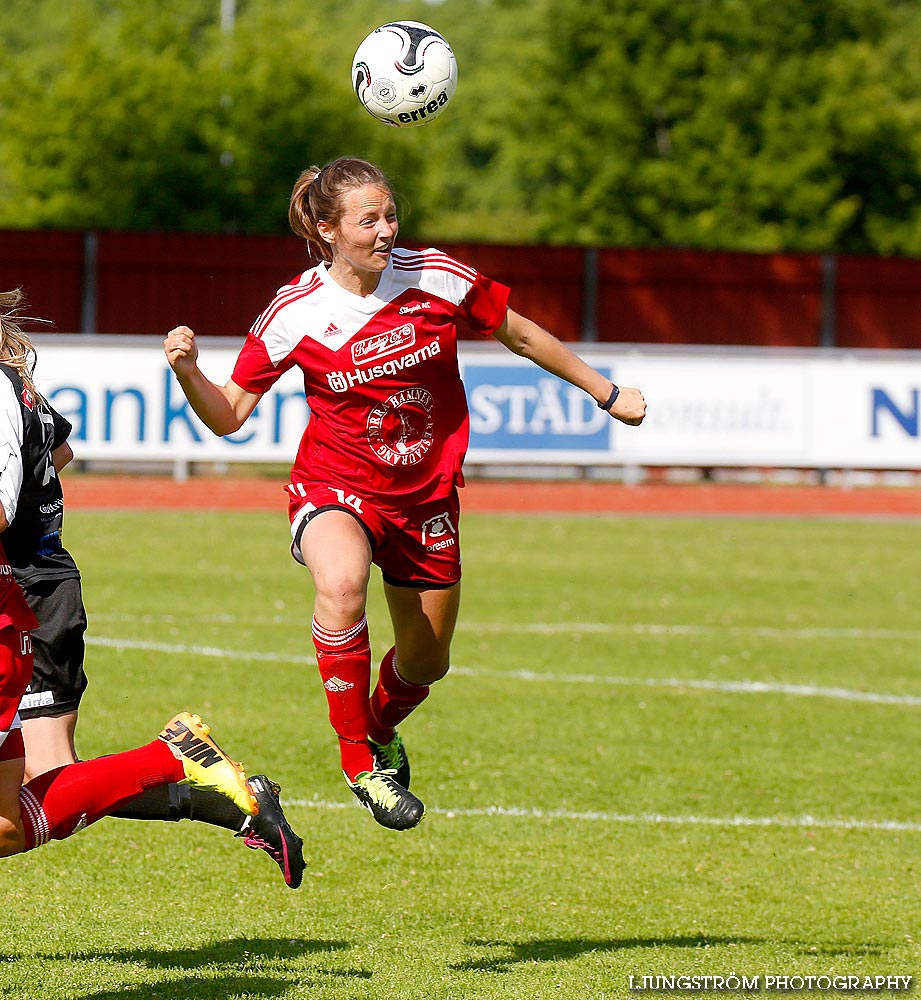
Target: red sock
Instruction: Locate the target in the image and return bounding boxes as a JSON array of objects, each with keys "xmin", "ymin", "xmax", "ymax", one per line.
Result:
[
  {"xmin": 19, "ymin": 740, "xmax": 184, "ymax": 850},
  {"xmin": 312, "ymin": 615, "xmax": 374, "ymax": 780},
  {"xmin": 369, "ymin": 646, "xmax": 430, "ymax": 744}
]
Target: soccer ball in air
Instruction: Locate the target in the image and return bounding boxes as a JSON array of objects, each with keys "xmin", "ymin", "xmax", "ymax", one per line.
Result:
[{"xmin": 352, "ymin": 21, "xmax": 458, "ymax": 128}]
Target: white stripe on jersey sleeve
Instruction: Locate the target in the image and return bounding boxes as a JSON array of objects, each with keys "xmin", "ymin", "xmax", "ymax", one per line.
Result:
[
  {"xmin": 251, "ymin": 272, "xmax": 323, "ymax": 340},
  {"xmin": 250, "ymin": 272, "xmax": 325, "ymax": 365},
  {"xmin": 390, "ymin": 248, "xmax": 478, "ymax": 307}
]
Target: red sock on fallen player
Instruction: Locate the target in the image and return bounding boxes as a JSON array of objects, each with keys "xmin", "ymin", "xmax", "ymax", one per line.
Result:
[
  {"xmin": 312, "ymin": 615, "xmax": 375, "ymax": 780},
  {"xmin": 369, "ymin": 646, "xmax": 430, "ymax": 745},
  {"xmin": 19, "ymin": 739, "xmax": 185, "ymax": 850}
]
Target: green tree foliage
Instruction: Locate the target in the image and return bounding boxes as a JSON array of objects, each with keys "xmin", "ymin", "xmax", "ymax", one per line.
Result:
[
  {"xmin": 0, "ymin": 0, "xmax": 421, "ymax": 233},
  {"xmin": 1, "ymin": 0, "xmax": 232, "ymax": 229},
  {"xmin": 1, "ymin": 0, "xmax": 920, "ymax": 254},
  {"xmin": 506, "ymin": 0, "xmax": 921, "ymax": 252}
]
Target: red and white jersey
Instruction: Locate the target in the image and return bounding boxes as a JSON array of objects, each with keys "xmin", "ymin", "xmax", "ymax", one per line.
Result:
[{"xmin": 232, "ymin": 248, "xmax": 510, "ymax": 504}]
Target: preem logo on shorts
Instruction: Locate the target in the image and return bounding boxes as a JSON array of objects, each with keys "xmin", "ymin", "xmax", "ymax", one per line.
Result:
[
  {"xmin": 421, "ymin": 512, "xmax": 456, "ymax": 550},
  {"xmin": 326, "ymin": 339, "xmax": 441, "ymax": 392},
  {"xmin": 367, "ymin": 387, "xmax": 434, "ymax": 466}
]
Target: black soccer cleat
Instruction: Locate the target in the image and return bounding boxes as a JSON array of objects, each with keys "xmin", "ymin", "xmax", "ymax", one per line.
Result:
[
  {"xmin": 369, "ymin": 730, "xmax": 411, "ymax": 789},
  {"xmin": 345, "ymin": 769, "xmax": 425, "ymax": 830},
  {"xmin": 237, "ymin": 775, "xmax": 305, "ymax": 890}
]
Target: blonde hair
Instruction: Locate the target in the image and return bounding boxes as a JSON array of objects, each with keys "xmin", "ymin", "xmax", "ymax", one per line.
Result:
[
  {"xmin": 288, "ymin": 157, "xmax": 394, "ymax": 262},
  {"xmin": 0, "ymin": 288, "xmax": 45, "ymax": 402}
]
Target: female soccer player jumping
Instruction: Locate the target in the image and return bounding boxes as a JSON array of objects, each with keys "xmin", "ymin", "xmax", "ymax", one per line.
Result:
[{"xmin": 164, "ymin": 157, "xmax": 646, "ymax": 831}]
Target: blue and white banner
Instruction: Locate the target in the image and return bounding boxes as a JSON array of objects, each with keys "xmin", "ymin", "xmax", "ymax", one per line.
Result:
[
  {"xmin": 29, "ymin": 337, "xmax": 921, "ymax": 470},
  {"xmin": 33, "ymin": 338, "xmax": 306, "ymax": 461},
  {"xmin": 463, "ymin": 355, "xmax": 615, "ymax": 460}
]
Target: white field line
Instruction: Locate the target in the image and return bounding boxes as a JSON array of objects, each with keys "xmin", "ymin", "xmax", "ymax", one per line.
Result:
[
  {"xmin": 86, "ymin": 635, "xmax": 304, "ymax": 664},
  {"xmin": 90, "ymin": 613, "xmax": 921, "ymax": 642},
  {"xmin": 88, "ymin": 633, "xmax": 919, "ymax": 834},
  {"xmin": 287, "ymin": 798, "xmax": 921, "ymax": 833},
  {"xmin": 85, "ymin": 635, "xmax": 921, "ymax": 706},
  {"xmin": 451, "ymin": 668, "xmax": 921, "ymax": 707}
]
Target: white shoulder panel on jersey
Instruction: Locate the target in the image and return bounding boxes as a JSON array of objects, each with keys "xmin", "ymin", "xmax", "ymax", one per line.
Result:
[
  {"xmin": 0, "ymin": 374, "xmax": 25, "ymax": 524},
  {"xmin": 251, "ymin": 270, "xmax": 327, "ymax": 364},
  {"xmin": 389, "ymin": 248, "xmax": 477, "ymax": 308}
]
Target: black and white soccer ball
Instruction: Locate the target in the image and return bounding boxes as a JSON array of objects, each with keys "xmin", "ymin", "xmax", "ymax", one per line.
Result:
[{"xmin": 352, "ymin": 21, "xmax": 458, "ymax": 128}]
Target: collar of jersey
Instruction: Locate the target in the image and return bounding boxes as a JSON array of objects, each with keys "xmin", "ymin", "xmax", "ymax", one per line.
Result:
[{"xmin": 318, "ymin": 259, "xmax": 395, "ymax": 313}]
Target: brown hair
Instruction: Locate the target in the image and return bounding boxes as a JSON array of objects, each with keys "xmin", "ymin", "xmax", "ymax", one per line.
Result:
[
  {"xmin": 288, "ymin": 157, "xmax": 394, "ymax": 263},
  {"xmin": 0, "ymin": 288, "xmax": 45, "ymax": 402}
]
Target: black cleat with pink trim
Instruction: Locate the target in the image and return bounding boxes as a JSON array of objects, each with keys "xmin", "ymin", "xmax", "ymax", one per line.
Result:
[{"xmin": 237, "ymin": 775, "xmax": 305, "ymax": 890}]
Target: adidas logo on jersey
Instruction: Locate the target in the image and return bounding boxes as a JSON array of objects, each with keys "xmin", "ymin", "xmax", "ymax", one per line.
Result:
[
  {"xmin": 323, "ymin": 676, "xmax": 354, "ymax": 693},
  {"xmin": 323, "ymin": 323, "xmax": 342, "ymax": 339}
]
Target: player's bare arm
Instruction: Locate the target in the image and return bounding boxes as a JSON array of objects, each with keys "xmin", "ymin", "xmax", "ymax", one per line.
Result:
[
  {"xmin": 52, "ymin": 442, "xmax": 74, "ymax": 472},
  {"xmin": 492, "ymin": 308, "xmax": 646, "ymax": 426},
  {"xmin": 163, "ymin": 325, "xmax": 262, "ymax": 436},
  {"xmin": 0, "ymin": 452, "xmax": 15, "ymax": 532}
]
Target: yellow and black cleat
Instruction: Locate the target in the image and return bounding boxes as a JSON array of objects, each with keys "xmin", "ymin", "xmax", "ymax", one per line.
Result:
[{"xmin": 159, "ymin": 712, "xmax": 258, "ymax": 816}]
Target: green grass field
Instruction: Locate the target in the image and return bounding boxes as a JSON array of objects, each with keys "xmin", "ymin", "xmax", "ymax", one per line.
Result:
[{"xmin": 2, "ymin": 508, "xmax": 919, "ymax": 999}]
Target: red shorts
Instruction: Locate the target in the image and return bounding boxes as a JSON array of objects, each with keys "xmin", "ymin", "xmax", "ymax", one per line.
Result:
[
  {"xmin": 0, "ymin": 627, "xmax": 33, "ymax": 762},
  {"xmin": 288, "ymin": 481, "xmax": 462, "ymax": 589}
]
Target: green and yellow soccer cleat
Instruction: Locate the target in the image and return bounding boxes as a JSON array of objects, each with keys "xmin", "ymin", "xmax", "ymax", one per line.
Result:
[
  {"xmin": 159, "ymin": 712, "xmax": 257, "ymax": 816},
  {"xmin": 369, "ymin": 731, "xmax": 411, "ymax": 789},
  {"xmin": 345, "ymin": 768, "xmax": 424, "ymax": 830}
]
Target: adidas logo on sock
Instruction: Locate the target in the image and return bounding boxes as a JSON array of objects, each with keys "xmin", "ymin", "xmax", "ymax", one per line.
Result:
[{"xmin": 324, "ymin": 676, "xmax": 354, "ymax": 692}]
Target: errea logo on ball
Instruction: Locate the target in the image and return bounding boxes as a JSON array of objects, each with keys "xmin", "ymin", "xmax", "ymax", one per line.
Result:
[{"xmin": 394, "ymin": 89, "xmax": 450, "ymax": 125}]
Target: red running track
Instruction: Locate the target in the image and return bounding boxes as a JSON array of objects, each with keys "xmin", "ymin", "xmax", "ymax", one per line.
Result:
[{"xmin": 61, "ymin": 475, "xmax": 921, "ymax": 518}]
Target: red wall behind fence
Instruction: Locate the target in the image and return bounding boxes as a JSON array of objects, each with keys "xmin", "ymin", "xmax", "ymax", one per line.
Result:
[
  {"xmin": 596, "ymin": 248, "xmax": 823, "ymax": 347},
  {"xmin": 95, "ymin": 231, "xmax": 309, "ymax": 337},
  {"xmin": 835, "ymin": 255, "xmax": 921, "ymax": 350},
  {"xmin": 2, "ymin": 228, "xmax": 921, "ymax": 348},
  {"xmin": 0, "ymin": 230, "xmax": 85, "ymax": 334}
]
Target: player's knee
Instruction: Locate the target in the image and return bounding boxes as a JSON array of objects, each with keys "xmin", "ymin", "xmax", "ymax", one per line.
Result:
[
  {"xmin": 424, "ymin": 665, "xmax": 449, "ymax": 685},
  {"xmin": 315, "ymin": 572, "xmax": 370, "ymax": 621},
  {"xmin": 0, "ymin": 814, "xmax": 26, "ymax": 856},
  {"xmin": 400, "ymin": 655, "xmax": 450, "ymax": 686}
]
